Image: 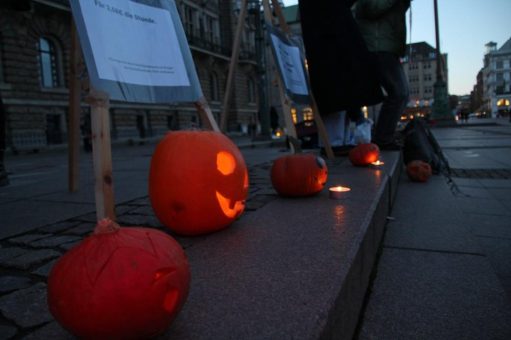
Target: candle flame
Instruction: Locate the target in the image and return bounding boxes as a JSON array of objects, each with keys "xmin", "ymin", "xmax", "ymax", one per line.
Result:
[
  {"xmin": 329, "ymin": 186, "xmax": 351, "ymax": 193},
  {"xmin": 371, "ymin": 160, "xmax": 384, "ymax": 166}
]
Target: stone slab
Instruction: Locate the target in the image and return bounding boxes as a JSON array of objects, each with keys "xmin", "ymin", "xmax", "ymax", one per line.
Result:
[
  {"xmin": 162, "ymin": 152, "xmax": 401, "ymax": 340},
  {"xmin": 359, "ymin": 248, "xmax": 511, "ymax": 340},
  {"xmin": 0, "ymin": 200, "xmax": 95, "ymax": 239},
  {"xmin": 467, "ymin": 213, "xmax": 511, "ymax": 239},
  {"xmin": 477, "ymin": 236, "xmax": 511, "ymax": 277},
  {"xmin": 384, "ymin": 177, "xmax": 482, "ymax": 254}
]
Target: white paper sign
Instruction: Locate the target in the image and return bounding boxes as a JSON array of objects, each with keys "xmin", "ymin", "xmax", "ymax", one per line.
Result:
[
  {"xmin": 270, "ymin": 34, "xmax": 309, "ymax": 96},
  {"xmin": 79, "ymin": 0, "xmax": 190, "ymax": 87}
]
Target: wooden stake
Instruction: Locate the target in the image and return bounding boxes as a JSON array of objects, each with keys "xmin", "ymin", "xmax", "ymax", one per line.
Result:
[
  {"xmin": 265, "ymin": 0, "xmax": 335, "ymax": 159},
  {"xmin": 262, "ymin": 0, "xmax": 297, "ymax": 140},
  {"xmin": 195, "ymin": 96, "xmax": 220, "ymax": 132},
  {"xmin": 67, "ymin": 22, "xmax": 81, "ymax": 192},
  {"xmin": 219, "ymin": 0, "xmax": 249, "ymax": 132},
  {"xmin": 85, "ymin": 89, "xmax": 116, "ymax": 221}
]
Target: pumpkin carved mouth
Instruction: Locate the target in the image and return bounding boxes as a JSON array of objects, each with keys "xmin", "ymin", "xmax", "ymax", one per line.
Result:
[{"xmin": 215, "ymin": 191, "xmax": 245, "ymax": 219}]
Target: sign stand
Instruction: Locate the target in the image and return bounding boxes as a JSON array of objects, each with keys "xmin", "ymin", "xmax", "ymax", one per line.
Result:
[
  {"xmin": 85, "ymin": 89, "xmax": 116, "ymax": 221},
  {"xmin": 196, "ymin": 96, "xmax": 221, "ymax": 132},
  {"xmin": 263, "ymin": 0, "xmax": 334, "ymax": 159},
  {"xmin": 220, "ymin": 0, "xmax": 248, "ymax": 132},
  {"xmin": 67, "ymin": 22, "xmax": 81, "ymax": 192},
  {"xmin": 69, "ymin": 0, "xmax": 221, "ymax": 221}
]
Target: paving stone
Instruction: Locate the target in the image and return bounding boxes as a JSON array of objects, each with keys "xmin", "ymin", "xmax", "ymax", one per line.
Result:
[
  {"xmin": 116, "ymin": 214, "xmax": 163, "ymax": 228},
  {"xmin": 32, "ymin": 259, "xmax": 58, "ymax": 278},
  {"xmin": 22, "ymin": 322, "xmax": 73, "ymax": 340},
  {"xmin": 30, "ymin": 235, "xmax": 82, "ymax": 248},
  {"xmin": 0, "ymin": 276, "xmax": 32, "ymax": 294},
  {"xmin": 0, "ymin": 248, "xmax": 28, "ymax": 262},
  {"xmin": 467, "ymin": 213, "xmax": 511, "ymax": 239},
  {"xmin": 0, "ymin": 283, "xmax": 53, "ymax": 328},
  {"xmin": 63, "ymin": 222, "xmax": 94, "ymax": 236},
  {"xmin": 7, "ymin": 234, "xmax": 50, "ymax": 246},
  {"xmin": 75, "ymin": 212, "xmax": 98, "ymax": 223},
  {"xmin": 359, "ymin": 249, "xmax": 511, "ymax": 340},
  {"xmin": 37, "ymin": 220, "xmax": 80, "ymax": 234},
  {"xmin": 59, "ymin": 240, "xmax": 82, "ymax": 251},
  {"xmin": 2, "ymin": 250, "xmax": 61, "ymax": 270},
  {"xmin": 0, "ymin": 325, "xmax": 17, "ymax": 340},
  {"xmin": 477, "ymin": 236, "xmax": 511, "ymax": 277},
  {"xmin": 454, "ymin": 196, "xmax": 511, "ymax": 216}
]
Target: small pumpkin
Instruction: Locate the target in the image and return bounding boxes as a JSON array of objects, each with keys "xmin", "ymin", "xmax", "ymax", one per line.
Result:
[
  {"xmin": 406, "ymin": 160, "xmax": 432, "ymax": 182},
  {"xmin": 149, "ymin": 131, "xmax": 249, "ymax": 236},
  {"xmin": 271, "ymin": 153, "xmax": 328, "ymax": 197},
  {"xmin": 47, "ymin": 219, "xmax": 190, "ymax": 339},
  {"xmin": 349, "ymin": 143, "xmax": 380, "ymax": 166}
]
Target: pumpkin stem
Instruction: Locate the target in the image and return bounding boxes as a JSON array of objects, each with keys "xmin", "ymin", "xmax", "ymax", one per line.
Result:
[{"xmin": 94, "ymin": 218, "xmax": 121, "ymax": 235}]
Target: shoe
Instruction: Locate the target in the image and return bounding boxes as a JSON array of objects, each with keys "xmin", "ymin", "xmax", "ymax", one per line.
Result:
[{"xmin": 320, "ymin": 145, "xmax": 354, "ymax": 157}]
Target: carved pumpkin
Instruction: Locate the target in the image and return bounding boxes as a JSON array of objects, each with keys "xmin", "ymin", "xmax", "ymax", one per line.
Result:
[
  {"xmin": 406, "ymin": 160, "xmax": 432, "ymax": 182},
  {"xmin": 349, "ymin": 143, "xmax": 380, "ymax": 166},
  {"xmin": 149, "ymin": 131, "xmax": 249, "ymax": 236},
  {"xmin": 271, "ymin": 154, "xmax": 328, "ymax": 197},
  {"xmin": 47, "ymin": 219, "xmax": 190, "ymax": 339}
]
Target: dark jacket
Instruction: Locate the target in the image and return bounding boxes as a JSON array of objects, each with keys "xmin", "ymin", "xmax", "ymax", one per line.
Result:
[
  {"xmin": 354, "ymin": 0, "xmax": 411, "ymax": 56},
  {"xmin": 299, "ymin": 0, "xmax": 383, "ymax": 115}
]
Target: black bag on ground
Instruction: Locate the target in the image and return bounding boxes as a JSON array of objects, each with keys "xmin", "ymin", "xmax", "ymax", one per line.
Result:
[{"xmin": 402, "ymin": 120, "xmax": 449, "ymax": 174}]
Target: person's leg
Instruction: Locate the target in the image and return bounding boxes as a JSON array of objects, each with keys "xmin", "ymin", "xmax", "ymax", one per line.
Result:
[
  {"xmin": 346, "ymin": 107, "xmax": 364, "ymax": 125},
  {"xmin": 373, "ymin": 52, "xmax": 409, "ymax": 147}
]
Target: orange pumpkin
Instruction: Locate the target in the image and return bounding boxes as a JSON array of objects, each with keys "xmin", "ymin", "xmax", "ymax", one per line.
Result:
[
  {"xmin": 47, "ymin": 219, "xmax": 190, "ymax": 339},
  {"xmin": 349, "ymin": 143, "xmax": 380, "ymax": 166},
  {"xmin": 149, "ymin": 131, "xmax": 249, "ymax": 236},
  {"xmin": 406, "ymin": 160, "xmax": 432, "ymax": 182},
  {"xmin": 271, "ymin": 154, "xmax": 328, "ymax": 197}
]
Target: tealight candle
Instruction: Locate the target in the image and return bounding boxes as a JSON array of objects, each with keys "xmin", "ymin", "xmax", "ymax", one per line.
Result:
[
  {"xmin": 329, "ymin": 186, "xmax": 351, "ymax": 199},
  {"xmin": 371, "ymin": 160, "xmax": 384, "ymax": 166}
]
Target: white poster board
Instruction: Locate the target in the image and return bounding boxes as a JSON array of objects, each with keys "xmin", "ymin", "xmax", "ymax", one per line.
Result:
[
  {"xmin": 70, "ymin": 0, "xmax": 202, "ymax": 103},
  {"xmin": 267, "ymin": 26, "xmax": 310, "ymax": 104}
]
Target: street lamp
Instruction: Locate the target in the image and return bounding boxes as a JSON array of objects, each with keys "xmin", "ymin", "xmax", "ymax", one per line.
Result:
[{"xmin": 431, "ymin": 0, "xmax": 454, "ymax": 123}]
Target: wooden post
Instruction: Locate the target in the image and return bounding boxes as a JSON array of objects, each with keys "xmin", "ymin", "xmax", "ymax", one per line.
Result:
[
  {"xmin": 195, "ymin": 96, "xmax": 221, "ymax": 132},
  {"xmin": 262, "ymin": 0, "xmax": 297, "ymax": 140},
  {"xmin": 219, "ymin": 0, "xmax": 249, "ymax": 132},
  {"xmin": 85, "ymin": 89, "xmax": 116, "ymax": 221},
  {"xmin": 265, "ymin": 0, "xmax": 334, "ymax": 159},
  {"xmin": 67, "ymin": 22, "xmax": 81, "ymax": 192}
]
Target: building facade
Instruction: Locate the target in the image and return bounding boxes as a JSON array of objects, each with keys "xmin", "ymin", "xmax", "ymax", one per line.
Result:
[
  {"xmin": 481, "ymin": 39, "xmax": 511, "ymax": 117},
  {"xmin": 0, "ymin": 0, "xmax": 260, "ymax": 152},
  {"xmin": 401, "ymin": 42, "xmax": 448, "ymax": 118}
]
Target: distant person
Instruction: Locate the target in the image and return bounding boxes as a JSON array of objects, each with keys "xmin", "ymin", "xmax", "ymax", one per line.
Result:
[
  {"xmin": 353, "ymin": 0, "xmax": 411, "ymax": 150},
  {"xmin": 299, "ymin": 0, "xmax": 383, "ymax": 155}
]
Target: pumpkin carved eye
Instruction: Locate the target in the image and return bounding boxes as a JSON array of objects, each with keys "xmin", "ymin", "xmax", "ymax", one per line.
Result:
[{"xmin": 217, "ymin": 151, "xmax": 236, "ymax": 175}]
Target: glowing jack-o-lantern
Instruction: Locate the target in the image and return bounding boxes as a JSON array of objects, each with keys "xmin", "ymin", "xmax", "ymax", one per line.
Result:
[
  {"xmin": 349, "ymin": 143, "xmax": 380, "ymax": 166},
  {"xmin": 47, "ymin": 219, "xmax": 190, "ymax": 339},
  {"xmin": 149, "ymin": 131, "xmax": 249, "ymax": 235},
  {"xmin": 271, "ymin": 154, "xmax": 328, "ymax": 197}
]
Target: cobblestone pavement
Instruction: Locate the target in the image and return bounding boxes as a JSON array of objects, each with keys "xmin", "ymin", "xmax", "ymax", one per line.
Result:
[{"xmin": 0, "ymin": 159, "xmax": 284, "ymax": 339}]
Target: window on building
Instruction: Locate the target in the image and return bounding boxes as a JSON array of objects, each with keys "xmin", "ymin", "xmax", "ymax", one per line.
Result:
[
  {"xmin": 496, "ymin": 60, "xmax": 503, "ymax": 69},
  {"xmin": 37, "ymin": 37, "xmax": 63, "ymax": 88},
  {"xmin": 209, "ymin": 71, "xmax": 220, "ymax": 101},
  {"xmin": 183, "ymin": 5, "xmax": 197, "ymax": 36},
  {"xmin": 247, "ymin": 77, "xmax": 256, "ymax": 103}
]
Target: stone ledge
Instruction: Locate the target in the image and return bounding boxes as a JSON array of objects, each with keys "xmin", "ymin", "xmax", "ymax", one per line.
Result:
[{"xmin": 163, "ymin": 152, "xmax": 401, "ymax": 340}]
